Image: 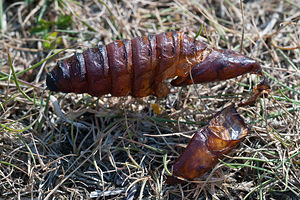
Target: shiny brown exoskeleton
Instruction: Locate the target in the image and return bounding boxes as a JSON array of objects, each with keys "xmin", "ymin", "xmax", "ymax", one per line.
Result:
[
  {"xmin": 46, "ymin": 31, "xmax": 265, "ymax": 98},
  {"xmin": 46, "ymin": 31, "xmax": 270, "ymax": 184},
  {"xmin": 166, "ymin": 105, "xmax": 248, "ymax": 184}
]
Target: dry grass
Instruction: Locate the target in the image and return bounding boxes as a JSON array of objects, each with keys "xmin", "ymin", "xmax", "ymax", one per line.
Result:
[{"xmin": 0, "ymin": 0, "xmax": 299, "ymax": 199}]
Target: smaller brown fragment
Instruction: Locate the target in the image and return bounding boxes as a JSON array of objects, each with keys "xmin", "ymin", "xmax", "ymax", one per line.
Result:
[
  {"xmin": 166, "ymin": 105, "xmax": 247, "ymax": 184},
  {"xmin": 239, "ymin": 76, "xmax": 271, "ymax": 107}
]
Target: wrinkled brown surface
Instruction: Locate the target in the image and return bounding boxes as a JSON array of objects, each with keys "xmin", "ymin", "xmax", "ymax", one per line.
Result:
[
  {"xmin": 47, "ymin": 31, "xmax": 264, "ymax": 98},
  {"xmin": 166, "ymin": 105, "xmax": 247, "ymax": 184}
]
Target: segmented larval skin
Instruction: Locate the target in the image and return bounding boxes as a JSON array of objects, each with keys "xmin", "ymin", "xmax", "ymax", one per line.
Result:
[{"xmin": 46, "ymin": 31, "xmax": 262, "ymax": 98}]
